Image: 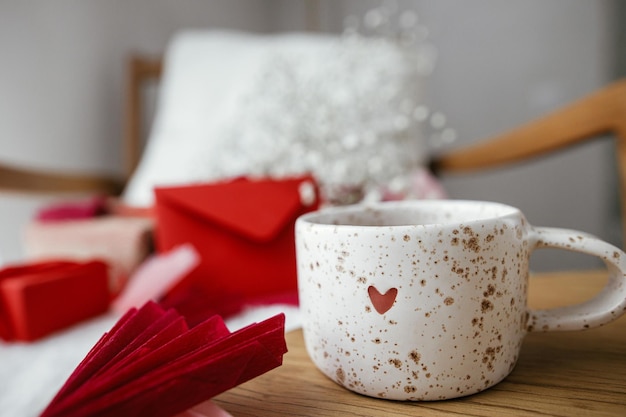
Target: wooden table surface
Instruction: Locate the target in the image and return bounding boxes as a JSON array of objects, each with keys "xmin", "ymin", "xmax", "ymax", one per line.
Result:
[{"xmin": 213, "ymin": 270, "xmax": 626, "ymax": 416}]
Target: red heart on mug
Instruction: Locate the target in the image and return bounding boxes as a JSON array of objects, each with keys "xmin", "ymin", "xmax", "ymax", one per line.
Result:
[{"xmin": 368, "ymin": 286, "xmax": 398, "ymax": 314}]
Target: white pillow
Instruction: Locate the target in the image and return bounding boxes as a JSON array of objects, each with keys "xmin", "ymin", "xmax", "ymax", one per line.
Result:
[{"xmin": 123, "ymin": 30, "xmax": 430, "ymax": 207}]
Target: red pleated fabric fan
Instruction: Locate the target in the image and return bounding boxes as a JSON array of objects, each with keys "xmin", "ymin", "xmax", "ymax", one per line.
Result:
[{"xmin": 40, "ymin": 301, "xmax": 287, "ymax": 417}]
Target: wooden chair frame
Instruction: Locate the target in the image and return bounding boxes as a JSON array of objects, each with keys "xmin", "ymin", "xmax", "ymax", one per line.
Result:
[
  {"xmin": 0, "ymin": 163, "xmax": 124, "ymax": 195},
  {"xmin": 124, "ymin": 55, "xmax": 163, "ymax": 180}
]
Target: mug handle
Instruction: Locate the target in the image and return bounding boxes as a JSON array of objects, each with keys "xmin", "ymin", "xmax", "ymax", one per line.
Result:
[{"xmin": 527, "ymin": 227, "xmax": 626, "ymax": 332}]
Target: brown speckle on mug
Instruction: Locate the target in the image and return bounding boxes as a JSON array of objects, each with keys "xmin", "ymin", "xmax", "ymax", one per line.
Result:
[
  {"xmin": 336, "ymin": 367, "xmax": 345, "ymax": 384},
  {"xmin": 409, "ymin": 350, "xmax": 421, "ymax": 364},
  {"xmin": 389, "ymin": 358, "xmax": 402, "ymax": 369},
  {"xmin": 463, "ymin": 237, "xmax": 481, "ymax": 253},
  {"xmin": 481, "ymin": 299, "xmax": 494, "ymax": 312},
  {"xmin": 483, "ymin": 284, "xmax": 496, "ymax": 297}
]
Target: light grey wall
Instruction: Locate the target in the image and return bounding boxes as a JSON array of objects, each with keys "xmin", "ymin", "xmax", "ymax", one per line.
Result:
[
  {"xmin": 0, "ymin": 0, "xmax": 278, "ymax": 263},
  {"xmin": 320, "ymin": 0, "xmax": 619, "ymax": 271},
  {"xmin": 0, "ymin": 0, "xmax": 277, "ymax": 175},
  {"xmin": 0, "ymin": 0, "xmax": 619, "ymax": 272}
]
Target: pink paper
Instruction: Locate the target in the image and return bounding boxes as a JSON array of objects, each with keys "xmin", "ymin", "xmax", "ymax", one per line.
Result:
[{"xmin": 112, "ymin": 244, "xmax": 200, "ymax": 313}]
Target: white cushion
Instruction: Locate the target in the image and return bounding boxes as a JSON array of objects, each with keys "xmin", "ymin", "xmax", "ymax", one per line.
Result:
[{"xmin": 123, "ymin": 30, "xmax": 429, "ymax": 206}]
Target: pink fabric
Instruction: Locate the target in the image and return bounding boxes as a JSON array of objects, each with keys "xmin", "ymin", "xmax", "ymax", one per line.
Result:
[
  {"xmin": 381, "ymin": 167, "xmax": 447, "ymax": 201},
  {"xmin": 408, "ymin": 167, "xmax": 448, "ymax": 199},
  {"xmin": 178, "ymin": 401, "xmax": 233, "ymax": 417},
  {"xmin": 35, "ymin": 196, "xmax": 109, "ymax": 222}
]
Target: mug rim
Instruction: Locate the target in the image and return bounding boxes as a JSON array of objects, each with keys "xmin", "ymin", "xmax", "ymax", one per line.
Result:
[{"xmin": 296, "ymin": 199, "xmax": 522, "ymax": 229}]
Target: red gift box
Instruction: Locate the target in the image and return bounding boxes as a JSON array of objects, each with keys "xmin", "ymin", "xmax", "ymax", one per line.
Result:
[
  {"xmin": 0, "ymin": 260, "xmax": 110, "ymax": 341},
  {"xmin": 154, "ymin": 175, "xmax": 319, "ymax": 315}
]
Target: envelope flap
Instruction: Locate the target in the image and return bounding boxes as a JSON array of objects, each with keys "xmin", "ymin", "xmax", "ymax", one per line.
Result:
[{"xmin": 155, "ymin": 176, "xmax": 318, "ymax": 242}]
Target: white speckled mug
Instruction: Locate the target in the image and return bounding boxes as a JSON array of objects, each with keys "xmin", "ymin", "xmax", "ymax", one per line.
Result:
[{"xmin": 295, "ymin": 200, "xmax": 626, "ymax": 401}]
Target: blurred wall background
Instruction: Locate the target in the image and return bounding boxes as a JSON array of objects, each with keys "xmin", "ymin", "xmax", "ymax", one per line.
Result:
[{"xmin": 0, "ymin": 0, "xmax": 620, "ymax": 270}]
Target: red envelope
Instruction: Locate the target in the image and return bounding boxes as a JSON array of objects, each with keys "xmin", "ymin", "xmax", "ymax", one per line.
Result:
[
  {"xmin": 154, "ymin": 175, "xmax": 319, "ymax": 315},
  {"xmin": 41, "ymin": 301, "xmax": 287, "ymax": 417},
  {"xmin": 0, "ymin": 260, "xmax": 110, "ymax": 341}
]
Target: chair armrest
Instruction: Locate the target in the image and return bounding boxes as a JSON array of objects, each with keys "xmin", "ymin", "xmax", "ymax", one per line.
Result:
[
  {"xmin": 432, "ymin": 78, "xmax": 626, "ymax": 246},
  {"xmin": 0, "ymin": 162, "xmax": 124, "ymax": 195},
  {"xmin": 432, "ymin": 78, "xmax": 626, "ymax": 173}
]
